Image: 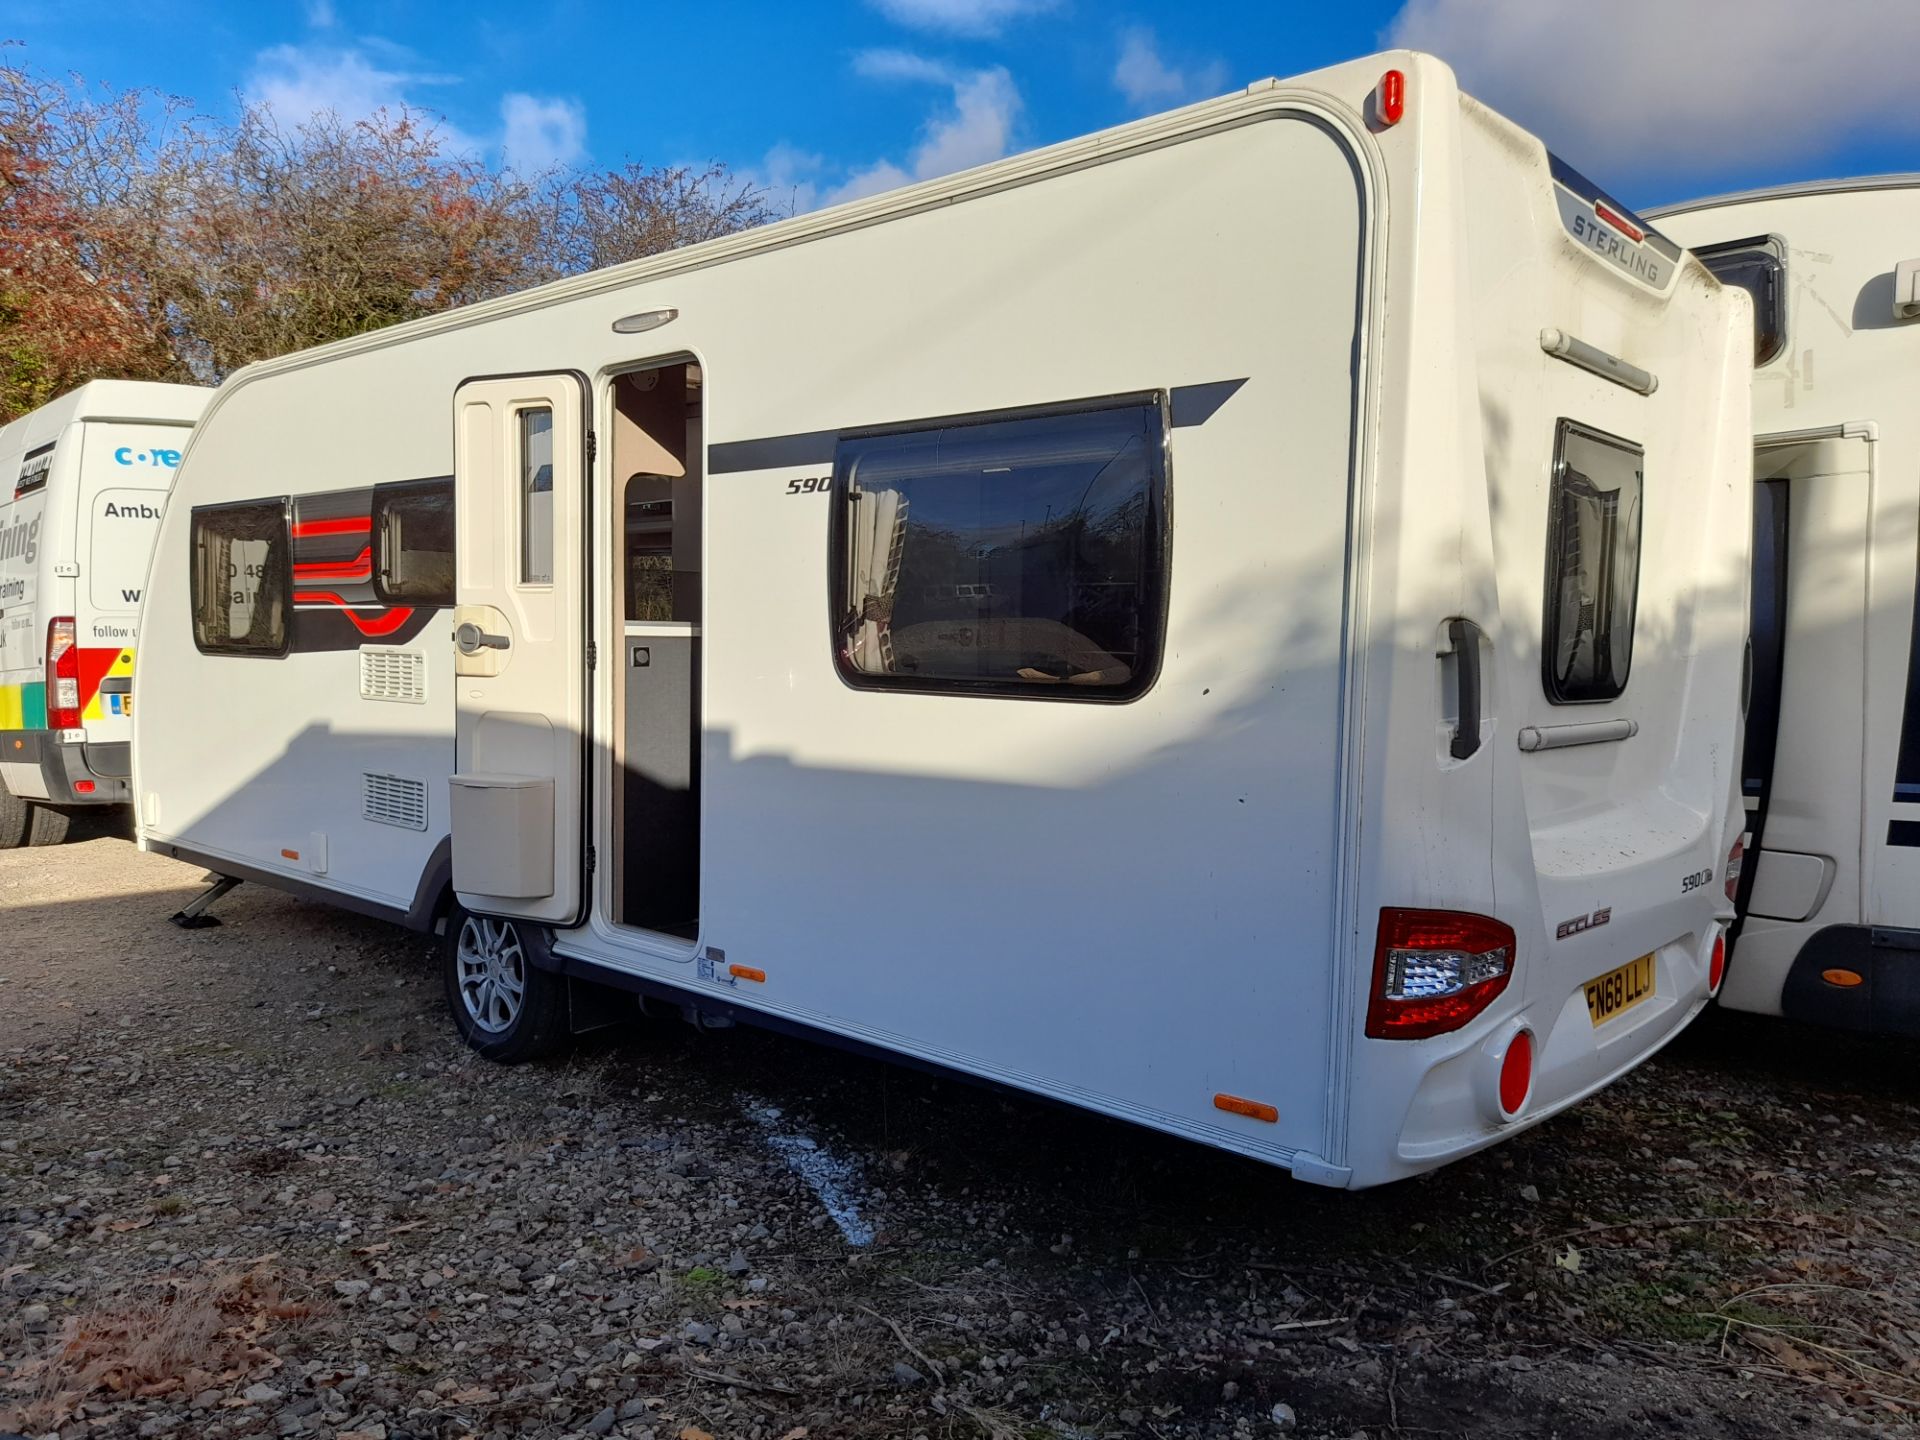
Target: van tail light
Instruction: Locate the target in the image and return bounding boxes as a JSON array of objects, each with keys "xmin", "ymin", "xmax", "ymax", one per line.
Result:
[
  {"xmin": 1724, "ymin": 836, "xmax": 1745, "ymax": 904},
  {"xmin": 1367, "ymin": 908, "xmax": 1517, "ymax": 1039},
  {"xmin": 46, "ymin": 617, "xmax": 80, "ymax": 730}
]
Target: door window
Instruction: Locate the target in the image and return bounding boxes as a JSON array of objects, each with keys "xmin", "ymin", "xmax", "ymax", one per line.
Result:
[{"xmin": 520, "ymin": 408, "xmax": 554, "ymax": 585}]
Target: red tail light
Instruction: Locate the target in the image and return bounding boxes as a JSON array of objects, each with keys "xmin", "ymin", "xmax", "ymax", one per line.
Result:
[
  {"xmin": 1367, "ymin": 908, "xmax": 1517, "ymax": 1039},
  {"xmin": 1709, "ymin": 934, "xmax": 1727, "ymax": 993},
  {"xmin": 46, "ymin": 617, "xmax": 80, "ymax": 730},
  {"xmin": 1724, "ymin": 836, "xmax": 1745, "ymax": 904}
]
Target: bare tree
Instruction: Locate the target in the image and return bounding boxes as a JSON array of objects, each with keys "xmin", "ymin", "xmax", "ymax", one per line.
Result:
[{"xmin": 546, "ymin": 161, "xmax": 776, "ymax": 276}]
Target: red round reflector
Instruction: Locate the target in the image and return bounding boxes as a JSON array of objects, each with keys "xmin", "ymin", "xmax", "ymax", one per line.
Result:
[
  {"xmin": 1498, "ymin": 1031, "xmax": 1533, "ymax": 1116},
  {"xmin": 1709, "ymin": 935, "xmax": 1727, "ymax": 992},
  {"xmin": 73, "ymin": 780, "xmax": 96, "ymax": 794}
]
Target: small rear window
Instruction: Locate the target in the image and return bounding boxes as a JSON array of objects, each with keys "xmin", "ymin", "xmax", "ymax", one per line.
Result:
[
  {"xmin": 191, "ymin": 499, "xmax": 290, "ymax": 657},
  {"xmin": 1544, "ymin": 420, "xmax": 1643, "ymax": 704},
  {"xmin": 1693, "ymin": 234, "xmax": 1786, "ymax": 367}
]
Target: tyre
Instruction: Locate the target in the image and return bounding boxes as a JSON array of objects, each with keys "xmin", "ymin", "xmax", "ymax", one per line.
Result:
[
  {"xmin": 441, "ymin": 903, "xmax": 570, "ymax": 1063},
  {"xmin": 26, "ymin": 804, "xmax": 70, "ymax": 847},
  {"xmin": 0, "ymin": 781, "xmax": 28, "ymax": 850}
]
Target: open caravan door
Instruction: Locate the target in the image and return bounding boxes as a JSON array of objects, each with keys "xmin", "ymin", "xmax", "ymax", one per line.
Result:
[{"xmin": 449, "ymin": 374, "xmax": 590, "ymax": 926}]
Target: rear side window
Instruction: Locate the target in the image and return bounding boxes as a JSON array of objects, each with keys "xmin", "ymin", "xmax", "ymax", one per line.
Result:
[
  {"xmin": 191, "ymin": 500, "xmax": 290, "ymax": 656},
  {"xmin": 373, "ymin": 478, "xmax": 455, "ymax": 605},
  {"xmin": 831, "ymin": 396, "xmax": 1168, "ymax": 700},
  {"xmin": 1544, "ymin": 421, "xmax": 1643, "ymax": 703},
  {"xmin": 1693, "ymin": 235, "xmax": 1786, "ymax": 367}
]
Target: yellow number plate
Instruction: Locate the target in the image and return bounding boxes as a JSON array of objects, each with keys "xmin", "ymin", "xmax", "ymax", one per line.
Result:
[{"xmin": 1584, "ymin": 953, "xmax": 1655, "ymax": 1026}]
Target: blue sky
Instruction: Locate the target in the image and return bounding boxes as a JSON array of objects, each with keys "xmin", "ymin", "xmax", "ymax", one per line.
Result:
[{"xmin": 8, "ymin": 0, "xmax": 1920, "ymax": 216}]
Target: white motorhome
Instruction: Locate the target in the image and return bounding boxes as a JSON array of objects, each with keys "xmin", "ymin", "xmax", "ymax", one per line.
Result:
[
  {"xmin": 0, "ymin": 380, "xmax": 210, "ymax": 847},
  {"xmin": 1656, "ymin": 177, "xmax": 1920, "ymax": 1035},
  {"xmin": 132, "ymin": 52, "xmax": 1752, "ymax": 1188}
]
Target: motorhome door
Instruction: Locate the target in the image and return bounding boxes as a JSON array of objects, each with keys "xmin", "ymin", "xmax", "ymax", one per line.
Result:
[{"xmin": 449, "ymin": 374, "xmax": 591, "ymax": 926}]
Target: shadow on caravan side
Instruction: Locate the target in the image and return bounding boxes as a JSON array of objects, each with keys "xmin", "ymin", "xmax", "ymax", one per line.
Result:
[{"xmin": 132, "ymin": 50, "xmax": 1753, "ymax": 1188}]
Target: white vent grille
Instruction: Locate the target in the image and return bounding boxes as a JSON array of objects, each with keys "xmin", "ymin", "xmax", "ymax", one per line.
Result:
[
  {"xmin": 359, "ymin": 647, "xmax": 426, "ymax": 704},
  {"xmin": 363, "ymin": 773, "xmax": 428, "ymax": 831}
]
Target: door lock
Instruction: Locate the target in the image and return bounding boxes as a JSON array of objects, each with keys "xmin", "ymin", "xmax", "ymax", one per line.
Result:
[{"xmin": 454, "ymin": 621, "xmax": 511, "ymax": 655}]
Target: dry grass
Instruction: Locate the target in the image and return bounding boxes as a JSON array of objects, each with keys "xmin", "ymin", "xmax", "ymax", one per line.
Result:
[{"xmin": 0, "ymin": 1258, "xmax": 321, "ymax": 1431}]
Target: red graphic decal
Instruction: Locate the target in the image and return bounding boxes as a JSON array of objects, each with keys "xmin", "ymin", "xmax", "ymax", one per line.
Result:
[
  {"xmin": 291, "ymin": 516, "xmax": 372, "ymax": 539},
  {"xmin": 293, "ymin": 547, "xmax": 374, "ymax": 581},
  {"xmin": 293, "ymin": 591, "xmax": 417, "ymax": 638}
]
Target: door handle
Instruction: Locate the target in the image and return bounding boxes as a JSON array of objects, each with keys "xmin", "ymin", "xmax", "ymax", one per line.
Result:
[
  {"xmin": 454, "ymin": 621, "xmax": 511, "ymax": 655},
  {"xmin": 1446, "ymin": 618, "xmax": 1483, "ymax": 761}
]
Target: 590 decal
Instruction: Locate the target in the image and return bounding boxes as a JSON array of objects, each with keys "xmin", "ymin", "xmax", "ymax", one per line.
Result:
[
  {"xmin": 785, "ymin": 476, "xmax": 831, "ymax": 495},
  {"xmin": 1680, "ymin": 867, "xmax": 1716, "ymax": 894}
]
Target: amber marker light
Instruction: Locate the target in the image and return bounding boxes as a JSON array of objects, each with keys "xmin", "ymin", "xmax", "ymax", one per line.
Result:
[{"xmin": 1213, "ymin": 1093, "xmax": 1279, "ymax": 1123}]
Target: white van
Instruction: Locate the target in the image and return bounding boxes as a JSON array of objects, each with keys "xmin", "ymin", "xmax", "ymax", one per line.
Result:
[
  {"xmin": 1655, "ymin": 177, "xmax": 1920, "ymax": 1035},
  {"xmin": 0, "ymin": 381, "xmax": 210, "ymax": 847},
  {"xmin": 132, "ymin": 52, "xmax": 1752, "ymax": 1188}
]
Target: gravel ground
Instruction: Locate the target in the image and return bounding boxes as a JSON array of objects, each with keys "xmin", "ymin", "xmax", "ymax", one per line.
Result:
[{"xmin": 5, "ymin": 831, "xmax": 1919, "ymax": 1439}]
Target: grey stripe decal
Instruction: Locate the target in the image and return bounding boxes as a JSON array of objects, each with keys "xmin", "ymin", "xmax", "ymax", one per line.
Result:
[{"xmin": 707, "ymin": 380, "xmax": 1248, "ymax": 475}]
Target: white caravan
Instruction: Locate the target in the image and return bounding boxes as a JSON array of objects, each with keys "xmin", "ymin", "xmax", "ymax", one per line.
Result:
[
  {"xmin": 0, "ymin": 380, "xmax": 210, "ymax": 847},
  {"xmin": 132, "ymin": 52, "xmax": 1753, "ymax": 1188},
  {"xmin": 1656, "ymin": 178, "xmax": 1920, "ymax": 1035}
]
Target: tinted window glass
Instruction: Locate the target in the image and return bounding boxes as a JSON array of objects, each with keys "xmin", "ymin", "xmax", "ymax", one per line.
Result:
[
  {"xmin": 833, "ymin": 399, "xmax": 1166, "ymax": 699},
  {"xmin": 521, "ymin": 407, "xmax": 554, "ymax": 585},
  {"xmin": 1694, "ymin": 235, "xmax": 1786, "ymax": 367},
  {"xmin": 373, "ymin": 479, "xmax": 455, "ymax": 605},
  {"xmin": 1745, "ymin": 477, "xmax": 1789, "ymax": 798},
  {"xmin": 1545, "ymin": 421, "xmax": 1643, "ymax": 703},
  {"xmin": 191, "ymin": 500, "xmax": 289, "ymax": 656}
]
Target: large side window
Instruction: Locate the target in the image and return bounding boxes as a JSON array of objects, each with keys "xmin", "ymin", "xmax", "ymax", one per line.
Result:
[
  {"xmin": 832, "ymin": 396, "xmax": 1168, "ymax": 700},
  {"xmin": 1693, "ymin": 234, "xmax": 1786, "ymax": 367},
  {"xmin": 1544, "ymin": 421, "xmax": 1643, "ymax": 704},
  {"xmin": 191, "ymin": 499, "xmax": 290, "ymax": 656},
  {"xmin": 373, "ymin": 477, "xmax": 455, "ymax": 605}
]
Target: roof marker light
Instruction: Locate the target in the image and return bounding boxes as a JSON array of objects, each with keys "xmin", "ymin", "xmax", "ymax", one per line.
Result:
[{"xmin": 1377, "ymin": 69, "xmax": 1406, "ymax": 127}]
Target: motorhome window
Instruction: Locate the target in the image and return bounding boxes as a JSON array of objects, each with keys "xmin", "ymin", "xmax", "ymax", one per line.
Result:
[
  {"xmin": 373, "ymin": 478, "xmax": 455, "ymax": 605},
  {"xmin": 1544, "ymin": 421, "xmax": 1643, "ymax": 703},
  {"xmin": 832, "ymin": 397, "xmax": 1167, "ymax": 700},
  {"xmin": 1692, "ymin": 235, "xmax": 1786, "ymax": 367},
  {"xmin": 520, "ymin": 407, "xmax": 554, "ymax": 585},
  {"xmin": 191, "ymin": 500, "xmax": 289, "ymax": 656}
]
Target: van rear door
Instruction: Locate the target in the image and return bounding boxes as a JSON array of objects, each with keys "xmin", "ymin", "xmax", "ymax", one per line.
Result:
[{"xmin": 75, "ymin": 423, "xmax": 186, "ymax": 747}]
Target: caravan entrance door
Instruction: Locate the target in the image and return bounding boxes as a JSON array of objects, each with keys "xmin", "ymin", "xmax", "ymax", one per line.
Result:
[{"xmin": 449, "ymin": 373, "xmax": 591, "ymax": 926}]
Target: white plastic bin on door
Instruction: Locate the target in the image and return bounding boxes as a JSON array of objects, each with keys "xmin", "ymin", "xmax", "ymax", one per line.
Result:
[{"xmin": 448, "ymin": 773, "xmax": 555, "ymax": 899}]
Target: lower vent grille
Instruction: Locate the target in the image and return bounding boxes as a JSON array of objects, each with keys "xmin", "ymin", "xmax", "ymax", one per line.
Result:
[{"xmin": 363, "ymin": 773, "xmax": 428, "ymax": 831}]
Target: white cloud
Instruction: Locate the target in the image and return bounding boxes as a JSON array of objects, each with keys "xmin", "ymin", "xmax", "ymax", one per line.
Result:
[
  {"xmin": 746, "ymin": 142, "xmax": 829, "ymax": 217},
  {"xmin": 1112, "ymin": 27, "xmax": 1229, "ymax": 115},
  {"xmin": 1388, "ymin": 0, "xmax": 1920, "ymax": 180},
  {"xmin": 867, "ymin": 0, "xmax": 1058, "ymax": 37},
  {"xmin": 245, "ymin": 43, "xmax": 588, "ymax": 170},
  {"xmin": 826, "ymin": 56, "xmax": 1022, "ymax": 206},
  {"xmin": 303, "ymin": 0, "xmax": 337, "ymax": 28},
  {"xmin": 500, "ymin": 93, "xmax": 587, "ymax": 173}
]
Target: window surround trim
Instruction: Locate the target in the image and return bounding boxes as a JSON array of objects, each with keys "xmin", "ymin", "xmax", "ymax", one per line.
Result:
[
  {"xmin": 189, "ymin": 495, "xmax": 293, "ymax": 659},
  {"xmin": 369, "ymin": 474, "xmax": 456, "ymax": 608},
  {"xmin": 1541, "ymin": 417, "xmax": 1644, "ymax": 706},
  {"xmin": 826, "ymin": 388, "xmax": 1174, "ymax": 705}
]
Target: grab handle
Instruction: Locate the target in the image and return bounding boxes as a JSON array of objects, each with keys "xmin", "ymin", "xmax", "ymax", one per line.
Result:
[{"xmin": 1447, "ymin": 618, "xmax": 1482, "ymax": 761}]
